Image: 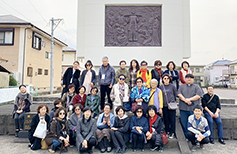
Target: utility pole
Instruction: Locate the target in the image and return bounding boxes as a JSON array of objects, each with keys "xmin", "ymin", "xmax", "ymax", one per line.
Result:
[{"xmin": 50, "ymin": 17, "xmax": 63, "ymax": 94}]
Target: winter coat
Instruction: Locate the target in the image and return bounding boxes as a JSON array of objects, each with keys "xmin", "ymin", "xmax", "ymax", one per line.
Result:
[{"xmin": 85, "ymin": 95, "xmax": 100, "ymax": 115}]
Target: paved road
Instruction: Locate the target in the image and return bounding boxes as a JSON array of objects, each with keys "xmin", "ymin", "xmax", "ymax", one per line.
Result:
[{"xmin": 203, "ymin": 88, "xmax": 237, "ymax": 103}]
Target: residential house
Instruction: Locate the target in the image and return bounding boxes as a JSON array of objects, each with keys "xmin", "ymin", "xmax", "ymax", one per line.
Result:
[
  {"xmin": 0, "ymin": 15, "xmax": 67, "ymax": 93},
  {"xmin": 204, "ymin": 59, "xmax": 231, "ymax": 86},
  {"xmin": 225, "ymin": 60, "xmax": 237, "ymax": 88},
  {"xmin": 189, "ymin": 65, "xmax": 205, "ymax": 87},
  {"xmin": 0, "ymin": 57, "xmax": 10, "ymax": 86}
]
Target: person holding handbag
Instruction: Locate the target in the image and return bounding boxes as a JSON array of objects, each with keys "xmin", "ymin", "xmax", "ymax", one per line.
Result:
[
  {"xmin": 28, "ymin": 104, "xmax": 50, "ymax": 150},
  {"xmin": 146, "ymin": 105, "xmax": 165, "ymax": 152},
  {"xmin": 159, "ymin": 74, "xmax": 177, "ymax": 139},
  {"xmin": 130, "ymin": 77, "xmax": 150, "ymax": 113},
  {"xmin": 148, "ymin": 79, "xmax": 163, "ymax": 115}
]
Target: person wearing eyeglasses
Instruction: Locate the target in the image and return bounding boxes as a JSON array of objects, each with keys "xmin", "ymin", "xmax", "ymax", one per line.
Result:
[
  {"xmin": 137, "ymin": 60, "xmax": 152, "ymax": 88},
  {"xmin": 130, "ymin": 106, "xmax": 149, "ymax": 152},
  {"xmin": 151, "ymin": 60, "xmax": 163, "ymax": 86},
  {"xmin": 115, "ymin": 60, "xmax": 130, "ymax": 86},
  {"xmin": 45, "ymin": 107, "xmax": 69, "ymax": 153},
  {"xmin": 79, "ymin": 60, "xmax": 96, "ymax": 95},
  {"xmin": 159, "ymin": 74, "xmax": 177, "ymax": 139},
  {"xmin": 130, "ymin": 77, "xmax": 150, "ymax": 113},
  {"xmin": 110, "ymin": 74, "xmax": 130, "ymax": 113},
  {"xmin": 68, "ymin": 104, "xmax": 83, "ymax": 146}
]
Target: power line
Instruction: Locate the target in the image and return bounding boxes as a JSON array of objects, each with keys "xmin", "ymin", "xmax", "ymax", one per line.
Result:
[
  {"xmin": 0, "ymin": 0, "xmax": 31, "ymax": 21},
  {"xmin": 28, "ymin": 0, "xmax": 48, "ymax": 25}
]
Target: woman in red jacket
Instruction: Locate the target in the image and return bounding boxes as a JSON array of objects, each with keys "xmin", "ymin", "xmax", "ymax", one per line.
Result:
[{"xmin": 73, "ymin": 86, "xmax": 87, "ymax": 107}]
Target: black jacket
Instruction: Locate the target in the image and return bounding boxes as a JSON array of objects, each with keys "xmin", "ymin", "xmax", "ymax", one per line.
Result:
[
  {"xmin": 28, "ymin": 114, "xmax": 50, "ymax": 150},
  {"xmin": 113, "ymin": 116, "xmax": 130, "ymax": 143},
  {"xmin": 148, "ymin": 115, "xmax": 164, "ymax": 146},
  {"xmin": 62, "ymin": 67, "xmax": 81, "ymax": 93},
  {"xmin": 79, "ymin": 69, "xmax": 96, "ymax": 86},
  {"xmin": 151, "ymin": 69, "xmax": 163, "ymax": 85}
]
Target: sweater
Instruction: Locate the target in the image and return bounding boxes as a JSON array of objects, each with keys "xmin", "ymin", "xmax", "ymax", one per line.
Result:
[
  {"xmin": 73, "ymin": 94, "xmax": 87, "ymax": 107},
  {"xmin": 159, "ymin": 84, "xmax": 177, "ymax": 107},
  {"xmin": 115, "ymin": 68, "xmax": 130, "ymax": 85},
  {"xmin": 99, "ymin": 63, "xmax": 115, "ymax": 86},
  {"xmin": 14, "ymin": 92, "xmax": 32, "ymax": 112}
]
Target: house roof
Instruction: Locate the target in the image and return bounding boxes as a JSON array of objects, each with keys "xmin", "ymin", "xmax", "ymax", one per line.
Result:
[
  {"xmin": 226, "ymin": 59, "xmax": 237, "ymax": 65},
  {"xmin": 0, "ymin": 65, "xmax": 11, "ymax": 74},
  {"xmin": 206, "ymin": 59, "xmax": 231, "ymax": 67},
  {"xmin": 0, "ymin": 15, "xmax": 67, "ymax": 47},
  {"xmin": 0, "ymin": 57, "xmax": 8, "ymax": 62},
  {"xmin": 62, "ymin": 47, "xmax": 76, "ymax": 52}
]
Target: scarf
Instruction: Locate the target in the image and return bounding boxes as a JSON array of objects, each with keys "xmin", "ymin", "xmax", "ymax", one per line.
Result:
[
  {"xmin": 66, "ymin": 92, "xmax": 75, "ymax": 107},
  {"xmin": 56, "ymin": 118, "xmax": 67, "ymax": 138},
  {"xmin": 155, "ymin": 67, "xmax": 162, "ymax": 78},
  {"xmin": 140, "ymin": 68, "xmax": 148, "ymax": 82},
  {"xmin": 118, "ymin": 114, "xmax": 128, "ymax": 120},
  {"xmin": 119, "ymin": 83, "xmax": 125, "ymax": 101},
  {"xmin": 149, "ymin": 114, "xmax": 158, "ymax": 133}
]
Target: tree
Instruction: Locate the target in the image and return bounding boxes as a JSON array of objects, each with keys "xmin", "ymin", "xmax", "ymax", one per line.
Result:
[{"xmin": 9, "ymin": 75, "xmax": 17, "ymax": 86}]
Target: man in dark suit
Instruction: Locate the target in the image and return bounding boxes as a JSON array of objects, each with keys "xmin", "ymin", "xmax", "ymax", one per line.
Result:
[{"xmin": 62, "ymin": 61, "xmax": 81, "ymax": 96}]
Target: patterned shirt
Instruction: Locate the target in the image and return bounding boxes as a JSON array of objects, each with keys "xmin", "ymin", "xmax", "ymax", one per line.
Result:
[{"xmin": 130, "ymin": 69, "xmax": 137, "ymax": 88}]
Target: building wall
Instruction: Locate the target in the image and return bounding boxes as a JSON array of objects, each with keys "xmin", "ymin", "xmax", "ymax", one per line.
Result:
[
  {"xmin": 62, "ymin": 52, "xmax": 76, "ymax": 66},
  {"xmin": 77, "ymin": 0, "xmax": 191, "ymax": 68},
  {"xmin": 228, "ymin": 64, "xmax": 237, "ymax": 88},
  {"xmin": 190, "ymin": 66, "xmax": 204, "ymax": 87},
  {"xmin": 24, "ymin": 29, "xmax": 63, "ymax": 90},
  {"xmin": 204, "ymin": 65, "xmax": 228, "ymax": 85},
  {"xmin": 0, "ymin": 72, "xmax": 9, "ymax": 87}
]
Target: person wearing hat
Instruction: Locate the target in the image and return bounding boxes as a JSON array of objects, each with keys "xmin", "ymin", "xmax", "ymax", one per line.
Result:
[
  {"xmin": 137, "ymin": 60, "xmax": 152, "ymax": 88},
  {"xmin": 13, "ymin": 85, "xmax": 32, "ymax": 137},
  {"xmin": 177, "ymin": 74, "xmax": 203, "ymax": 139},
  {"xmin": 187, "ymin": 105, "xmax": 210, "ymax": 152}
]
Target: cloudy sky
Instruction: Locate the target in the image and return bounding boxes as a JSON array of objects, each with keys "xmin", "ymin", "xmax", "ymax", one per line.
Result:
[{"xmin": 0, "ymin": 0, "xmax": 236, "ymax": 65}]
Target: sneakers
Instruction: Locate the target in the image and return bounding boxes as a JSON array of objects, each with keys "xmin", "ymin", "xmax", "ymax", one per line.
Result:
[
  {"xmin": 169, "ymin": 133, "xmax": 174, "ymax": 139},
  {"xmin": 200, "ymin": 144, "xmax": 204, "ymax": 149},
  {"xmin": 150, "ymin": 146, "xmax": 158, "ymax": 151},
  {"xmin": 107, "ymin": 147, "xmax": 112, "ymax": 153},
  {"xmin": 191, "ymin": 145, "xmax": 196, "ymax": 152},
  {"xmin": 100, "ymin": 148, "xmax": 106, "ymax": 153}
]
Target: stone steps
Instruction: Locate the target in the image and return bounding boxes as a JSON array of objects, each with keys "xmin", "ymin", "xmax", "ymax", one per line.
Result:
[{"xmin": 220, "ymin": 99, "xmax": 235, "ymax": 104}]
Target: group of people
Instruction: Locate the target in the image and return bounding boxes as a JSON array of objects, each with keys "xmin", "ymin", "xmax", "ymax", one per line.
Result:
[{"xmin": 12, "ymin": 56, "xmax": 226, "ymax": 153}]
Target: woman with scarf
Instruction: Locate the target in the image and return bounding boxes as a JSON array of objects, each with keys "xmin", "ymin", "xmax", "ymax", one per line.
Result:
[
  {"xmin": 13, "ymin": 85, "xmax": 32, "ymax": 137},
  {"xmin": 96, "ymin": 103, "xmax": 115, "ymax": 153},
  {"xmin": 148, "ymin": 79, "xmax": 163, "ymax": 115},
  {"xmin": 130, "ymin": 77, "xmax": 150, "ymax": 113},
  {"xmin": 110, "ymin": 106, "xmax": 130, "ymax": 154},
  {"xmin": 85, "ymin": 87, "xmax": 100, "ymax": 118},
  {"xmin": 73, "ymin": 86, "xmax": 87, "ymax": 107},
  {"xmin": 79, "ymin": 60, "xmax": 96, "ymax": 95},
  {"xmin": 179, "ymin": 61, "xmax": 193, "ymax": 85},
  {"xmin": 28, "ymin": 104, "xmax": 50, "ymax": 150},
  {"xmin": 110, "ymin": 74, "xmax": 130, "ymax": 113},
  {"xmin": 137, "ymin": 60, "xmax": 152, "ymax": 88},
  {"xmin": 45, "ymin": 107, "xmax": 69, "ymax": 153},
  {"xmin": 130, "ymin": 106, "xmax": 148, "ymax": 152},
  {"xmin": 151, "ymin": 60, "xmax": 163, "ymax": 86},
  {"xmin": 129, "ymin": 59, "xmax": 140, "ymax": 89},
  {"xmin": 146, "ymin": 105, "xmax": 165, "ymax": 152},
  {"xmin": 68, "ymin": 104, "xmax": 83, "ymax": 145},
  {"xmin": 164, "ymin": 61, "xmax": 179, "ymax": 90},
  {"xmin": 76, "ymin": 107, "xmax": 97, "ymax": 154},
  {"xmin": 61, "ymin": 84, "xmax": 76, "ymax": 117}
]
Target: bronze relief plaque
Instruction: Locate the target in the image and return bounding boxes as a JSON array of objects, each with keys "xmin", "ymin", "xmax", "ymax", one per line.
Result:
[{"xmin": 105, "ymin": 6, "xmax": 162, "ymax": 46}]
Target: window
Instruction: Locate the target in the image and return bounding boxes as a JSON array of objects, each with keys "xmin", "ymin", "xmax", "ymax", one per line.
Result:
[
  {"xmin": 195, "ymin": 76, "xmax": 201, "ymax": 80},
  {"xmin": 231, "ymin": 78, "xmax": 235, "ymax": 84},
  {"xmin": 0, "ymin": 28, "xmax": 14, "ymax": 45},
  {"xmin": 32, "ymin": 32, "xmax": 42, "ymax": 50},
  {"xmin": 27, "ymin": 67, "xmax": 33, "ymax": 77},
  {"xmin": 196, "ymin": 68, "xmax": 200, "ymax": 73},
  {"xmin": 45, "ymin": 51, "xmax": 51, "ymax": 59},
  {"xmin": 44, "ymin": 69, "xmax": 48, "ymax": 75},
  {"xmin": 231, "ymin": 66, "xmax": 235, "ymax": 74},
  {"xmin": 38, "ymin": 68, "xmax": 42, "ymax": 75},
  {"xmin": 190, "ymin": 68, "xmax": 194, "ymax": 73}
]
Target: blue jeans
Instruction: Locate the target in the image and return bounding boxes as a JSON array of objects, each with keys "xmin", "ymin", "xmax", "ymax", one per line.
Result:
[
  {"xmin": 180, "ymin": 110, "xmax": 193, "ymax": 138},
  {"xmin": 52, "ymin": 139, "xmax": 61, "ymax": 151},
  {"xmin": 14, "ymin": 112, "xmax": 25, "ymax": 130},
  {"xmin": 204, "ymin": 111, "xmax": 223, "ymax": 139}
]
